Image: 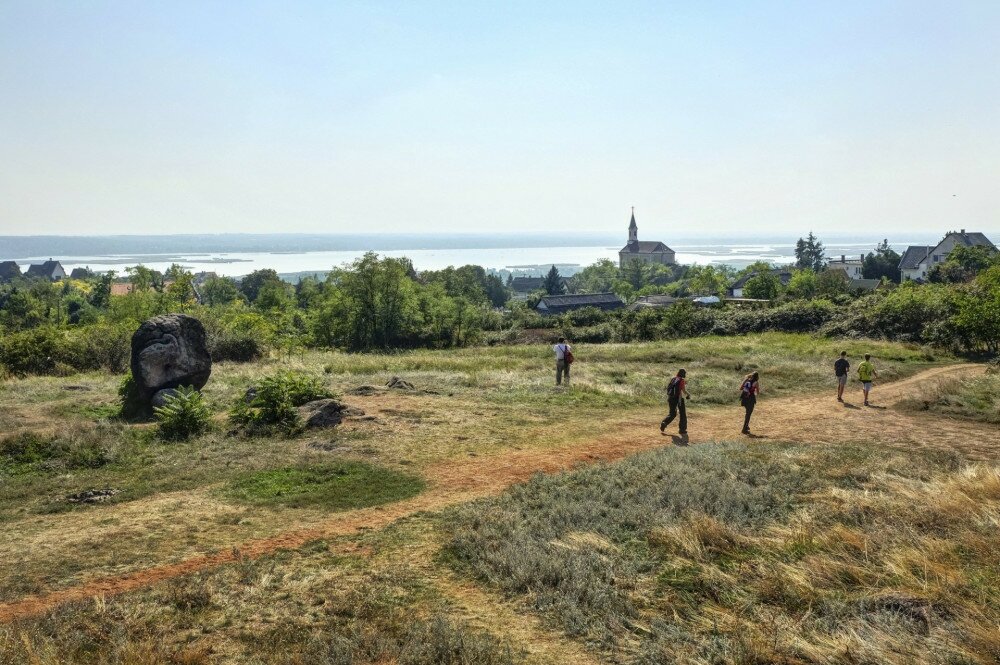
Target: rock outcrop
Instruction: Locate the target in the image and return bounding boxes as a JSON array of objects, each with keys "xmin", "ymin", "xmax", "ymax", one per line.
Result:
[{"xmin": 130, "ymin": 314, "xmax": 212, "ymax": 402}]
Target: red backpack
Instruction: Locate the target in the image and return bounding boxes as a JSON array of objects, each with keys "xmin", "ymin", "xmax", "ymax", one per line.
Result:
[{"xmin": 563, "ymin": 346, "xmax": 574, "ymax": 365}]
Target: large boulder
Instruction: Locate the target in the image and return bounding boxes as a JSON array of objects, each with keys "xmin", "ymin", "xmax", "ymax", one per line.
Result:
[{"xmin": 130, "ymin": 314, "xmax": 212, "ymax": 402}]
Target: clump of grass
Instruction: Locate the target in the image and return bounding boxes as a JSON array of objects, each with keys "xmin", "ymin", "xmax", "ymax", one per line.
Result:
[
  {"xmin": 444, "ymin": 443, "xmax": 808, "ymax": 643},
  {"xmin": 899, "ymin": 373, "xmax": 1000, "ymax": 424},
  {"xmin": 220, "ymin": 461, "xmax": 425, "ymax": 510},
  {"xmin": 0, "ymin": 427, "xmax": 121, "ymax": 474},
  {"xmin": 154, "ymin": 386, "xmax": 212, "ymax": 440}
]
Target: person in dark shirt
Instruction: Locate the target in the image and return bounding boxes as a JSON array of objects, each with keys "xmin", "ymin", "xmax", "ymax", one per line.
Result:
[
  {"xmin": 740, "ymin": 372, "xmax": 761, "ymax": 434},
  {"xmin": 660, "ymin": 368, "xmax": 691, "ymax": 436},
  {"xmin": 834, "ymin": 351, "xmax": 850, "ymax": 402}
]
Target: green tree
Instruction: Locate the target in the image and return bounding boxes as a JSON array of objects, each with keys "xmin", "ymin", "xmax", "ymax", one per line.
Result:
[
  {"xmin": 817, "ymin": 269, "xmax": 850, "ymax": 297},
  {"xmin": 743, "ymin": 272, "xmax": 782, "ymax": 299},
  {"xmin": 200, "ymin": 276, "xmax": 242, "ymax": 306},
  {"xmin": 89, "ymin": 271, "xmax": 114, "ymax": 309},
  {"xmin": 786, "ymin": 269, "xmax": 817, "ymax": 299},
  {"xmin": 794, "ymin": 232, "xmax": 826, "ymax": 272},
  {"xmin": 685, "ymin": 265, "xmax": 731, "ymax": 297},
  {"xmin": 570, "ymin": 259, "xmax": 619, "ymax": 293},
  {"xmin": 239, "ymin": 269, "xmax": 282, "ymax": 303},
  {"xmin": 862, "ymin": 239, "xmax": 902, "ymax": 282},
  {"xmin": 324, "ymin": 252, "xmax": 420, "ymax": 350},
  {"xmin": 928, "ymin": 245, "xmax": 998, "ymax": 284},
  {"xmin": 542, "ymin": 265, "xmax": 565, "ymax": 295}
]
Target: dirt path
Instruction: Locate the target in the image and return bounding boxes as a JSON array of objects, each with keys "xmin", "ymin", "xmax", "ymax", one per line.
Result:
[{"xmin": 0, "ymin": 363, "xmax": 993, "ymax": 624}]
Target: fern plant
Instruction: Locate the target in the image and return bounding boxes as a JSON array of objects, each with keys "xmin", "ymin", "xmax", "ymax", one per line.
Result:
[{"xmin": 154, "ymin": 386, "xmax": 211, "ymax": 440}]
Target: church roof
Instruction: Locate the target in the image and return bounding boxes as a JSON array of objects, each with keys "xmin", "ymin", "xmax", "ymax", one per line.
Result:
[{"xmin": 621, "ymin": 241, "xmax": 672, "ymax": 254}]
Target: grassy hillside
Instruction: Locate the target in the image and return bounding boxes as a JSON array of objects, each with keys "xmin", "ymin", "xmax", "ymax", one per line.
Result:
[{"xmin": 2, "ymin": 333, "xmax": 995, "ymax": 664}]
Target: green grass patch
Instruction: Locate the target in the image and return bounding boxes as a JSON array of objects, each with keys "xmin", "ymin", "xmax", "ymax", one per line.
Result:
[{"xmin": 220, "ymin": 462, "xmax": 425, "ymax": 510}]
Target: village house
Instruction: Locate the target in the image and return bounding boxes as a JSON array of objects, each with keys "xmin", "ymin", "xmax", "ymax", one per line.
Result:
[
  {"xmin": 899, "ymin": 230, "xmax": 996, "ymax": 281},
  {"xmin": 69, "ymin": 267, "xmax": 94, "ymax": 279},
  {"xmin": 25, "ymin": 259, "xmax": 66, "ymax": 281},
  {"xmin": 509, "ymin": 276, "xmax": 546, "ymax": 293},
  {"xmin": 826, "ymin": 254, "xmax": 865, "ymax": 279},
  {"xmin": 536, "ymin": 293, "xmax": 624, "ymax": 316},
  {"xmin": 618, "ymin": 209, "xmax": 675, "ymax": 269},
  {"xmin": 0, "ymin": 261, "xmax": 22, "ymax": 282}
]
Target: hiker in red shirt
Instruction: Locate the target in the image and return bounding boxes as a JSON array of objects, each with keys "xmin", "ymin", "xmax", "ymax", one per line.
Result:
[{"xmin": 660, "ymin": 369, "xmax": 691, "ymax": 436}]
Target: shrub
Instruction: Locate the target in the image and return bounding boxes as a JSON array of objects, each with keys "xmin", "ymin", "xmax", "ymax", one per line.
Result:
[
  {"xmin": 210, "ymin": 332, "xmax": 264, "ymax": 362},
  {"xmin": 230, "ymin": 371, "xmax": 332, "ymax": 434},
  {"xmin": 154, "ymin": 386, "xmax": 212, "ymax": 440},
  {"xmin": 117, "ymin": 372, "xmax": 148, "ymax": 420}
]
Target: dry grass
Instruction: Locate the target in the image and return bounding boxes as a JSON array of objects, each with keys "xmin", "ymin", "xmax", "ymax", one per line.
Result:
[{"xmin": 0, "ymin": 334, "xmax": 991, "ymax": 664}]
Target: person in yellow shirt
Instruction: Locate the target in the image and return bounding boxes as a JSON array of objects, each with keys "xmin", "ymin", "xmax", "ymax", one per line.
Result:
[{"xmin": 857, "ymin": 354, "xmax": 878, "ymax": 406}]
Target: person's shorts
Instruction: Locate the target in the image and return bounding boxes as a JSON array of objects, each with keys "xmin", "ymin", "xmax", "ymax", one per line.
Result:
[
  {"xmin": 862, "ymin": 381, "xmax": 873, "ymax": 391},
  {"xmin": 837, "ymin": 375, "xmax": 847, "ymax": 386}
]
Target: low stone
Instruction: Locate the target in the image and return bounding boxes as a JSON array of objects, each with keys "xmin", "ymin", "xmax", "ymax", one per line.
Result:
[
  {"xmin": 386, "ymin": 376, "xmax": 415, "ymax": 390},
  {"xmin": 151, "ymin": 388, "xmax": 180, "ymax": 409},
  {"xmin": 349, "ymin": 385, "xmax": 381, "ymax": 396},
  {"xmin": 297, "ymin": 399, "xmax": 364, "ymax": 429},
  {"xmin": 67, "ymin": 488, "xmax": 121, "ymax": 504}
]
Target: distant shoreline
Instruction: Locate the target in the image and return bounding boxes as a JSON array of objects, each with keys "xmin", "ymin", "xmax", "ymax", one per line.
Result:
[{"xmin": 0, "ymin": 232, "xmax": 956, "ymax": 262}]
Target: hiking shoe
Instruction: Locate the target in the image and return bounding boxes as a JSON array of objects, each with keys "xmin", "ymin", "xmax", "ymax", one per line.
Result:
[
  {"xmin": 659, "ymin": 422, "xmax": 666, "ymax": 433},
  {"xmin": 864, "ymin": 401, "xmax": 869, "ymax": 406},
  {"xmin": 837, "ymin": 397, "xmax": 843, "ymax": 402}
]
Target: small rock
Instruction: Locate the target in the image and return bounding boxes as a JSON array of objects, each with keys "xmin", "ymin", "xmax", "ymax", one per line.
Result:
[
  {"xmin": 386, "ymin": 376, "xmax": 415, "ymax": 390},
  {"xmin": 67, "ymin": 488, "xmax": 121, "ymax": 504},
  {"xmin": 348, "ymin": 385, "xmax": 381, "ymax": 396},
  {"xmin": 151, "ymin": 388, "xmax": 180, "ymax": 409},
  {"xmin": 297, "ymin": 399, "xmax": 364, "ymax": 429}
]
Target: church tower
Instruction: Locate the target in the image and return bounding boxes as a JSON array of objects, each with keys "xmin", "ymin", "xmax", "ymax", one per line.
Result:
[{"xmin": 628, "ymin": 207, "xmax": 638, "ymax": 245}]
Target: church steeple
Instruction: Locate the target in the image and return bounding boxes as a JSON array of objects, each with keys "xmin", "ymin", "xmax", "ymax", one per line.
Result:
[{"xmin": 628, "ymin": 206, "xmax": 638, "ymax": 244}]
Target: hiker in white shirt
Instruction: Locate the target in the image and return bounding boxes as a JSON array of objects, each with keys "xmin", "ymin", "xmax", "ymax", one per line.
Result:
[{"xmin": 553, "ymin": 337, "xmax": 572, "ymax": 386}]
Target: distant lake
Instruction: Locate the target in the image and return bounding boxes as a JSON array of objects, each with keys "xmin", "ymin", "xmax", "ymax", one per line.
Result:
[{"xmin": 11, "ymin": 237, "xmax": 942, "ymax": 279}]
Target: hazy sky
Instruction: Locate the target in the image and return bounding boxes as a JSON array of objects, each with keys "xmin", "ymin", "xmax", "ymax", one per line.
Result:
[{"xmin": 1, "ymin": 1, "xmax": 998, "ymax": 238}]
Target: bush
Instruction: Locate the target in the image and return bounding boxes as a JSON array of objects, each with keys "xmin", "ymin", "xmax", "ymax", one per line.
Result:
[
  {"xmin": 0, "ymin": 327, "xmax": 65, "ymax": 375},
  {"xmin": 230, "ymin": 371, "xmax": 332, "ymax": 434},
  {"xmin": 154, "ymin": 386, "xmax": 212, "ymax": 440},
  {"xmin": 117, "ymin": 372, "xmax": 148, "ymax": 420},
  {"xmin": 210, "ymin": 332, "xmax": 264, "ymax": 362}
]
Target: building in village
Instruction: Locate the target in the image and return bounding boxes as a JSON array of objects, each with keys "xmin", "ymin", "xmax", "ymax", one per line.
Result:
[
  {"xmin": 618, "ymin": 209, "xmax": 675, "ymax": 269},
  {"xmin": 898, "ymin": 230, "xmax": 996, "ymax": 281},
  {"xmin": 536, "ymin": 293, "xmax": 624, "ymax": 316},
  {"xmin": 25, "ymin": 259, "xmax": 66, "ymax": 281},
  {"xmin": 826, "ymin": 255, "xmax": 865, "ymax": 279}
]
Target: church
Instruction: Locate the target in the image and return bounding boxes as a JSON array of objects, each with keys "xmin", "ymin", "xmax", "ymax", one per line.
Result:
[{"xmin": 618, "ymin": 209, "xmax": 676, "ymax": 269}]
